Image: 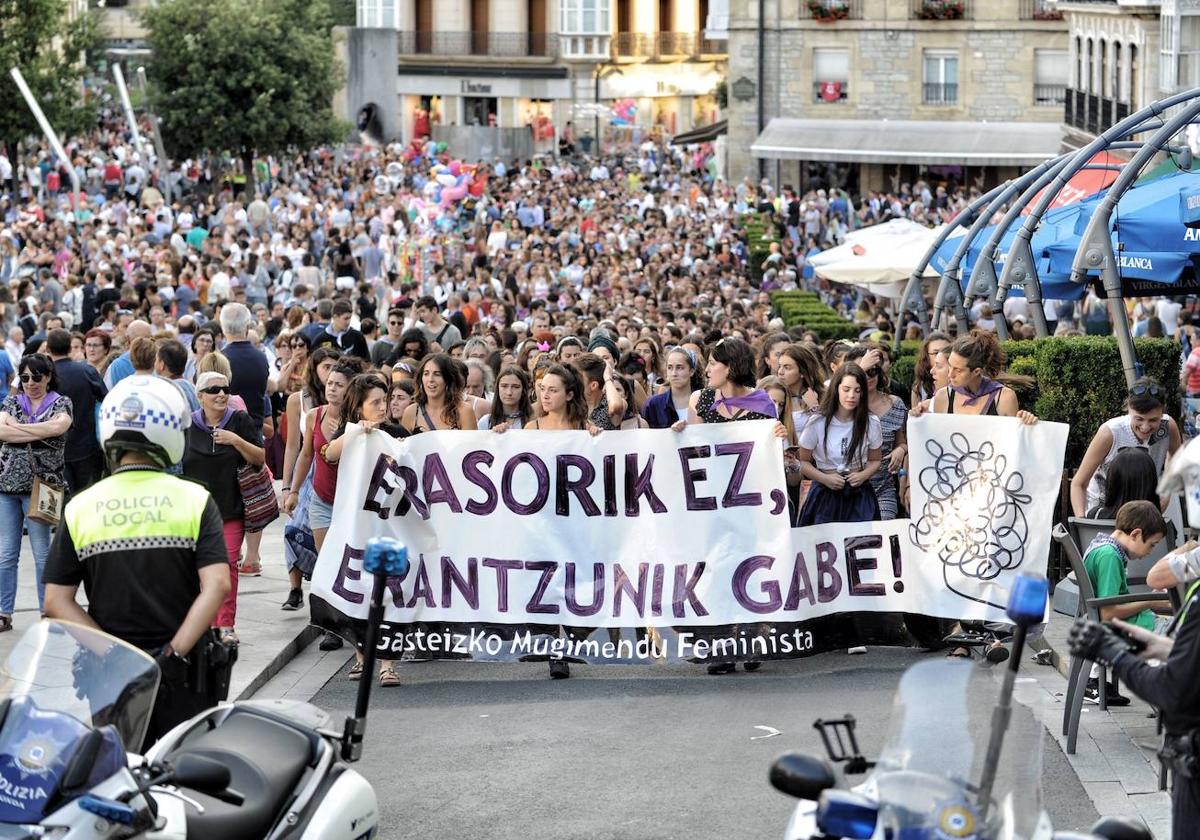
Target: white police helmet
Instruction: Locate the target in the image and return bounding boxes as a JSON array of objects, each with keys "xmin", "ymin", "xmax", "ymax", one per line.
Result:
[{"xmin": 99, "ymin": 375, "xmax": 191, "ymax": 468}]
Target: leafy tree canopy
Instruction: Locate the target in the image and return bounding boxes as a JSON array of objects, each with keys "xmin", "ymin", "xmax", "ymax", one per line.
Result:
[
  {"xmin": 0, "ymin": 0, "xmax": 96, "ymax": 153},
  {"xmin": 141, "ymin": 0, "xmax": 344, "ymax": 191}
]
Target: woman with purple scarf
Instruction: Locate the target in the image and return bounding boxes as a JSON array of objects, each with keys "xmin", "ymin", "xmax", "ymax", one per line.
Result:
[
  {"xmin": 182, "ymin": 370, "xmax": 265, "ymax": 645},
  {"xmin": 931, "ymin": 331, "xmax": 1038, "ymax": 423},
  {"xmin": 0, "ymin": 354, "xmax": 72, "ymax": 630}
]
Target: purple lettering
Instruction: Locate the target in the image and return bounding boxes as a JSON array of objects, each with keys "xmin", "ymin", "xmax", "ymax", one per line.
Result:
[
  {"xmin": 404, "ymin": 556, "xmax": 436, "ymax": 609},
  {"xmin": 732, "ymin": 555, "xmax": 781, "ymax": 614},
  {"xmin": 816, "ymin": 542, "xmax": 842, "ymax": 603},
  {"xmin": 482, "ymin": 557, "xmax": 522, "ymax": 612},
  {"xmin": 501, "ymin": 453, "xmax": 550, "ymax": 515},
  {"xmin": 555, "ymin": 455, "xmax": 600, "ymax": 517},
  {"xmin": 783, "ymin": 551, "xmax": 816, "ymax": 609},
  {"xmin": 715, "ymin": 441, "xmax": 762, "ymax": 508},
  {"xmin": 678, "ymin": 445, "xmax": 717, "ymax": 511},
  {"xmin": 564, "ymin": 562, "xmax": 605, "ymax": 617},
  {"xmin": 362, "ymin": 455, "xmax": 400, "ymax": 520},
  {"xmin": 650, "ymin": 563, "xmax": 665, "ymax": 617},
  {"xmin": 440, "ymin": 555, "xmax": 479, "ymax": 609},
  {"xmin": 462, "ymin": 450, "xmax": 498, "ymax": 515},
  {"xmin": 525, "ymin": 560, "xmax": 560, "ymax": 615},
  {"xmin": 613, "ymin": 562, "xmax": 649, "ymax": 618},
  {"xmin": 624, "ymin": 453, "xmax": 667, "ymax": 516},
  {"xmin": 845, "ymin": 535, "xmax": 886, "ymax": 597},
  {"xmin": 395, "ymin": 465, "xmax": 429, "ymax": 520},
  {"xmin": 603, "ymin": 454, "xmax": 617, "ymax": 516},
  {"xmin": 422, "ymin": 453, "xmax": 463, "ymax": 513},
  {"xmin": 672, "ymin": 562, "xmax": 710, "ymax": 618},
  {"xmin": 331, "ymin": 545, "xmax": 365, "ymax": 604}
]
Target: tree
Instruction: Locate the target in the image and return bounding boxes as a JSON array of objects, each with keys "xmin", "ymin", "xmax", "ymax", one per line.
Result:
[
  {"xmin": 0, "ymin": 0, "xmax": 96, "ymax": 155},
  {"xmin": 141, "ymin": 0, "xmax": 345, "ymax": 195}
]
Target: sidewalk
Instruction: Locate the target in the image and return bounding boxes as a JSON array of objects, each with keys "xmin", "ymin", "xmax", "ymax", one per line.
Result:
[
  {"xmin": 1, "ymin": 516, "xmax": 318, "ymax": 701},
  {"xmin": 1032, "ymin": 610, "xmax": 1173, "ymax": 839}
]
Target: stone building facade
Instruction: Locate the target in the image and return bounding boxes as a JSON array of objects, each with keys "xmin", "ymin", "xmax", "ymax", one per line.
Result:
[{"xmin": 726, "ymin": 0, "xmax": 1069, "ymax": 191}]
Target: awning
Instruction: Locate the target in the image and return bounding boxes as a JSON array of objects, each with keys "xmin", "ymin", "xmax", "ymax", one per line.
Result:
[
  {"xmin": 670, "ymin": 119, "xmax": 727, "ymax": 146},
  {"xmin": 750, "ymin": 118, "xmax": 1063, "ymax": 166}
]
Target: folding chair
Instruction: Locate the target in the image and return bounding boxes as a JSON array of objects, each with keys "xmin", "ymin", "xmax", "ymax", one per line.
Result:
[{"xmin": 1051, "ymin": 523, "xmax": 1172, "ymax": 755}]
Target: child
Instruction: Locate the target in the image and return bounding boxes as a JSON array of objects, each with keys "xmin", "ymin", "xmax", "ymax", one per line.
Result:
[{"xmin": 1082, "ymin": 499, "xmax": 1172, "ymax": 704}]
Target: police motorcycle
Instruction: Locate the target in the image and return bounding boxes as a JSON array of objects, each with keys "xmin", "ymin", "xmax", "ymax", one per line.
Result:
[
  {"xmin": 769, "ymin": 572, "xmax": 1153, "ymax": 840},
  {"xmin": 0, "ymin": 537, "xmax": 408, "ymax": 840}
]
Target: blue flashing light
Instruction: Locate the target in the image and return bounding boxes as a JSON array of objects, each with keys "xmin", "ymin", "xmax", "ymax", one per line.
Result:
[
  {"xmin": 363, "ymin": 537, "xmax": 409, "ymax": 577},
  {"xmin": 817, "ymin": 790, "xmax": 878, "ymax": 840},
  {"xmin": 1006, "ymin": 572, "xmax": 1049, "ymax": 628},
  {"xmin": 77, "ymin": 794, "xmax": 137, "ymax": 825}
]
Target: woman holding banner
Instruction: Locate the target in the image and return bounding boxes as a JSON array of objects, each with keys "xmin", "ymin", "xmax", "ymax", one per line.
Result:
[
  {"xmin": 480, "ymin": 366, "xmax": 534, "ymax": 431},
  {"xmin": 401, "ymin": 353, "xmax": 477, "ymax": 433},
  {"xmin": 930, "ymin": 332, "xmax": 1037, "ymax": 423}
]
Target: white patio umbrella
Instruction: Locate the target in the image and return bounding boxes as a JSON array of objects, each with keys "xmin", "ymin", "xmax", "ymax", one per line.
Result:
[{"xmin": 808, "ymin": 219, "xmax": 946, "ymax": 298}]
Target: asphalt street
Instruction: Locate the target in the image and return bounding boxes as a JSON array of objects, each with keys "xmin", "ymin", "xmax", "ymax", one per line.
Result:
[{"xmin": 312, "ymin": 646, "xmax": 1100, "ymax": 840}]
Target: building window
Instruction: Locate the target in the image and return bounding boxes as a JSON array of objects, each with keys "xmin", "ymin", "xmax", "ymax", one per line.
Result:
[
  {"xmin": 1181, "ymin": 16, "xmax": 1200, "ymax": 90},
  {"xmin": 813, "ymin": 48, "xmax": 849, "ymax": 103},
  {"xmin": 357, "ymin": 0, "xmax": 395, "ymax": 27},
  {"xmin": 1034, "ymin": 49, "xmax": 1067, "ymax": 106},
  {"xmin": 922, "ymin": 50, "xmax": 958, "ymax": 105},
  {"xmin": 1113, "ymin": 42, "xmax": 1122, "ymax": 101},
  {"xmin": 1074, "ymin": 35, "xmax": 1083, "ymax": 89},
  {"xmin": 561, "ymin": 0, "xmax": 611, "ymax": 57}
]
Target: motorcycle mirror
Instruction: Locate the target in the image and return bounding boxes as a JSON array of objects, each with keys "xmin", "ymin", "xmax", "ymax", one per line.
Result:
[
  {"xmin": 816, "ymin": 789, "xmax": 878, "ymax": 840},
  {"xmin": 768, "ymin": 752, "xmax": 836, "ymax": 801},
  {"xmin": 1090, "ymin": 817, "xmax": 1153, "ymax": 840},
  {"xmin": 171, "ymin": 754, "xmax": 232, "ymax": 794}
]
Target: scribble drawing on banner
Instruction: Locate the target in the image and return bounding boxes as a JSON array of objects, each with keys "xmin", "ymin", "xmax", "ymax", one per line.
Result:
[{"xmin": 908, "ymin": 432, "xmax": 1031, "ymax": 610}]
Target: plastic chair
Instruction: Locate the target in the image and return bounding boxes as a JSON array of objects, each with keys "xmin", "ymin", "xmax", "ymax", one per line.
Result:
[
  {"xmin": 1051, "ymin": 523, "xmax": 1172, "ymax": 755},
  {"xmin": 1068, "ymin": 516, "xmax": 1175, "ymax": 592}
]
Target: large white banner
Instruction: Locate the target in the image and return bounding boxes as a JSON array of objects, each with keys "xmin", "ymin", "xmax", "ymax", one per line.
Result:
[{"xmin": 309, "ymin": 414, "xmax": 1067, "ymax": 661}]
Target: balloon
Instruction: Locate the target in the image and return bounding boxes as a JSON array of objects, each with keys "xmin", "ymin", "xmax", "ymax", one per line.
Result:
[
  {"xmin": 448, "ymin": 160, "xmax": 462, "ymax": 176},
  {"xmin": 436, "ymin": 173, "xmax": 457, "ymax": 187}
]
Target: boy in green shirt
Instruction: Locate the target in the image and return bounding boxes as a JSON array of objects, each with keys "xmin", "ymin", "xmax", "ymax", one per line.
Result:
[{"xmin": 1081, "ymin": 499, "xmax": 1171, "ymax": 704}]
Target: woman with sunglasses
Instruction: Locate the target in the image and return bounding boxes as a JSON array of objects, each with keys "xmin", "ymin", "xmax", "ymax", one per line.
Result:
[
  {"xmin": 0, "ymin": 354, "xmax": 72, "ymax": 631},
  {"xmin": 182, "ymin": 370, "xmax": 265, "ymax": 645},
  {"xmin": 1071, "ymin": 377, "xmax": 1181, "ymax": 517}
]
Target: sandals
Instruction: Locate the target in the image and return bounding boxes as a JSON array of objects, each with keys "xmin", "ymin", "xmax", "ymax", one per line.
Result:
[
  {"xmin": 0, "ymin": 615, "xmax": 12, "ymax": 633},
  {"xmin": 378, "ymin": 665, "xmax": 400, "ymax": 687},
  {"xmin": 348, "ymin": 660, "xmax": 364, "ymax": 680},
  {"xmin": 238, "ymin": 558, "xmax": 263, "ymax": 577}
]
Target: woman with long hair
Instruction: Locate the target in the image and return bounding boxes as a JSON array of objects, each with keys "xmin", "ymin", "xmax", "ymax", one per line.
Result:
[
  {"xmin": 1087, "ymin": 448, "xmax": 1161, "ymax": 519},
  {"xmin": 480, "ymin": 366, "xmax": 534, "ymax": 431},
  {"xmin": 1070, "ymin": 377, "xmax": 1181, "ymax": 517},
  {"xmin": 401, "ymin": 353, "xmax": 478, "ymax": 433},
  {"xmin": 641, "ymin": 347, "xmax": 703, "ymax": 429},
  {"xmin": 846, "ymin": 344, "xmax": 908, "ymax": 521},
  {"xmin": 931, "ymin": 331, "xmax": 1038, "ymax": 423},
  {"xmin": 277, "ymin": 347, "xmax": 339, "ymax": 613},
  {"xmin": 795, "ymin": 363, "xmax": 882, "ymax": 527},
  {"xmin": 775, "ymin": 344, "xmax": 824, "ymax": 417},
  {"xmin": 388, "ymin": 380, "xmax": 415, "ymax": 424},
  {"xmin": 911, "ymin": 331, "xmax": 951, "ymax": 408}
]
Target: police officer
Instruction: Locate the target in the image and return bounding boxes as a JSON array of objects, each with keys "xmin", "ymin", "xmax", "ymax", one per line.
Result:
[
  {"xmin": 43, "ymin": 375, "xmax": 231, "ymax": 750},
  {"xmin": 1070, "ymin": 584, "xmax": 1200, "ymax": 839}
]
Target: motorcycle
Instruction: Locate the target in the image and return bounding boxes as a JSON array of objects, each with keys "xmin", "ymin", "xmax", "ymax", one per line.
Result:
[
  {"xmin": 0, "ymin": 537, "xmax": 409, "ymax": 839},
  {"xmin": 769, "ymin": 572, "xmax": 1152, "ymax": 840}
]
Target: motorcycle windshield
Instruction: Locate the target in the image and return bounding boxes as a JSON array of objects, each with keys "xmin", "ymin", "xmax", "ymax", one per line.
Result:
[
  {"xmin": 0, "ymin": 620, "xmax": 159, "ymax": 824},
  {"xmin": 870, "ymin": 659, "xmax": 1048, "ymax": 840}
]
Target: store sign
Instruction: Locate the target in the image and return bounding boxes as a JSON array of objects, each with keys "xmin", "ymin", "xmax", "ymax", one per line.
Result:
[
  {"xmin": 461, "ymin": 81, "xmax": 493, "ymax": 94},
  {"xmin": 731, "ymin": 76, "xmax": 756, "ymax": 101}
]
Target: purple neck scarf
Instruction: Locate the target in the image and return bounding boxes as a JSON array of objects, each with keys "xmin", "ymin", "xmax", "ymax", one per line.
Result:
[
  {"xmin": 713, "ymin": 388, "xmax": 778, "ymax": 419},
  {"xmin": 192, "ymin": 406, "xmax": 234, "ymax": 432},
  {"xmin": 18, "ymin": 391, "xmax": 60, "ymax": 423},
  {"xmin": 953, "ymin": 377, "xmax": 1003, "ymax": 407}
]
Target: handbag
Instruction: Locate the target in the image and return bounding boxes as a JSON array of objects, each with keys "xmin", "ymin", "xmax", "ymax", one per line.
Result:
[
  {"xmin": 26, "ymin": 445, "xmax": 64, "ymax": 527},
  {"xmin": 238, "ymin": 462, "xmax": 280, "ymax": 533}
]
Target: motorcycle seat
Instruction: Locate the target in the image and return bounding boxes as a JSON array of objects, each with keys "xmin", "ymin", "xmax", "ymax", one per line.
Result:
[{"xmin": 165, "ymin": 708, "xmax": 315, "ymax": 840}]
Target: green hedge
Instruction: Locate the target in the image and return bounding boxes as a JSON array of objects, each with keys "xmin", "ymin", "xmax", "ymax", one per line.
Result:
[
  {"xmin": 743, "ymin": 212, "xmax": 778, "ymax": 283},
  {"xmin": 770, "ymin": 291, "xmax": 862, "ymax": 340}
]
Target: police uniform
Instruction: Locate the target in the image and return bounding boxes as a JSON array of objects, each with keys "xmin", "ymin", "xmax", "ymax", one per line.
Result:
[
  {"xmin": 43, "ymin": 464, "xmax": 229, "ymax": 748},
  {"xmin": 1108, "ymin": 580, "xmax": 1200, "ymax": 838}
]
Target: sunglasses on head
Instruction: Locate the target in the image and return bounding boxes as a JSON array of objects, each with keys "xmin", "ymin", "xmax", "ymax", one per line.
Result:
[
  {"xmin": 18, "ymin": 373, "xmax": 45, "ymax": 384},
  {"xmin": 1129, "ymin": 383, "xmax": 1164, "ymax": 399},
  {"xmin": 200, "ymin": 385, "xmax": 230, "ymax": 395}
]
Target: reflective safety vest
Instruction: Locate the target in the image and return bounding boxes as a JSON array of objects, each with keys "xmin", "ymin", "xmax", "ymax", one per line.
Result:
[{"xmin": 65, "ymin": 470, "xmax": 212, "ymax": 560}]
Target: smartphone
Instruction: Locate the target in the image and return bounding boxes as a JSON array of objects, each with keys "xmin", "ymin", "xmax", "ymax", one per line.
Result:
[{"xmin": 1104, "ymin": 621, "xmax": 1147, "ymax": 654}]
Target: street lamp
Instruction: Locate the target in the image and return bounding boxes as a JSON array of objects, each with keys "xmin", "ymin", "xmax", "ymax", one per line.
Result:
[{"xmin": 594, "ymin": 64, "xmax": 624, "ymax": 156}]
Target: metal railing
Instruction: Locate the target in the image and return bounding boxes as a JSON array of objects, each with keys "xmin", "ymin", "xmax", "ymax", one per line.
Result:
[
  {"xmin": 1063, "ymin": 88, "xmax": 1131, "ymax": 134},
  {"xmin": 911, "ymin": 0, "xmax": 972, "ymax": 20},
  {"xmin": 1034, "ymin": 84, "xmax": 1067, "ymax": 106},
  {"xmin": 1019, "ymin": 0, "xmax": 1063, "ymax": 20},
  {"xmin": 812, "ymin": 81, "xmax": 849, "ymax": 102},
  {"xmin": 922, "ymin": 82, "xmax": 959, "ymax": 104},
  {"xmin": 800, "ymin": 0, "xmax": 863, "ymax": 20},
  {"xmin": 610, "ymin": 32, "xmax": 725, "ymax": 59},
  {"xmin": 398, "ymin": 31, "xmax": 559, "ymax": 58}
]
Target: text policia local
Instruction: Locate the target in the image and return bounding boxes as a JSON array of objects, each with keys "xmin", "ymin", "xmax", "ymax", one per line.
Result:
[
  {"xmin": 359, "ymin": 445, "xmax": 779, "ymax": 520},
  {"xmin": 329, "ymin": 535, "xmax": 906, "ymax": 622}
]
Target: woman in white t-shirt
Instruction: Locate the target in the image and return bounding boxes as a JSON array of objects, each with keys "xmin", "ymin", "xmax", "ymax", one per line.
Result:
[{"xmin": 796, "ymin": 363, "xmax": 883, "ymax": 526}]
